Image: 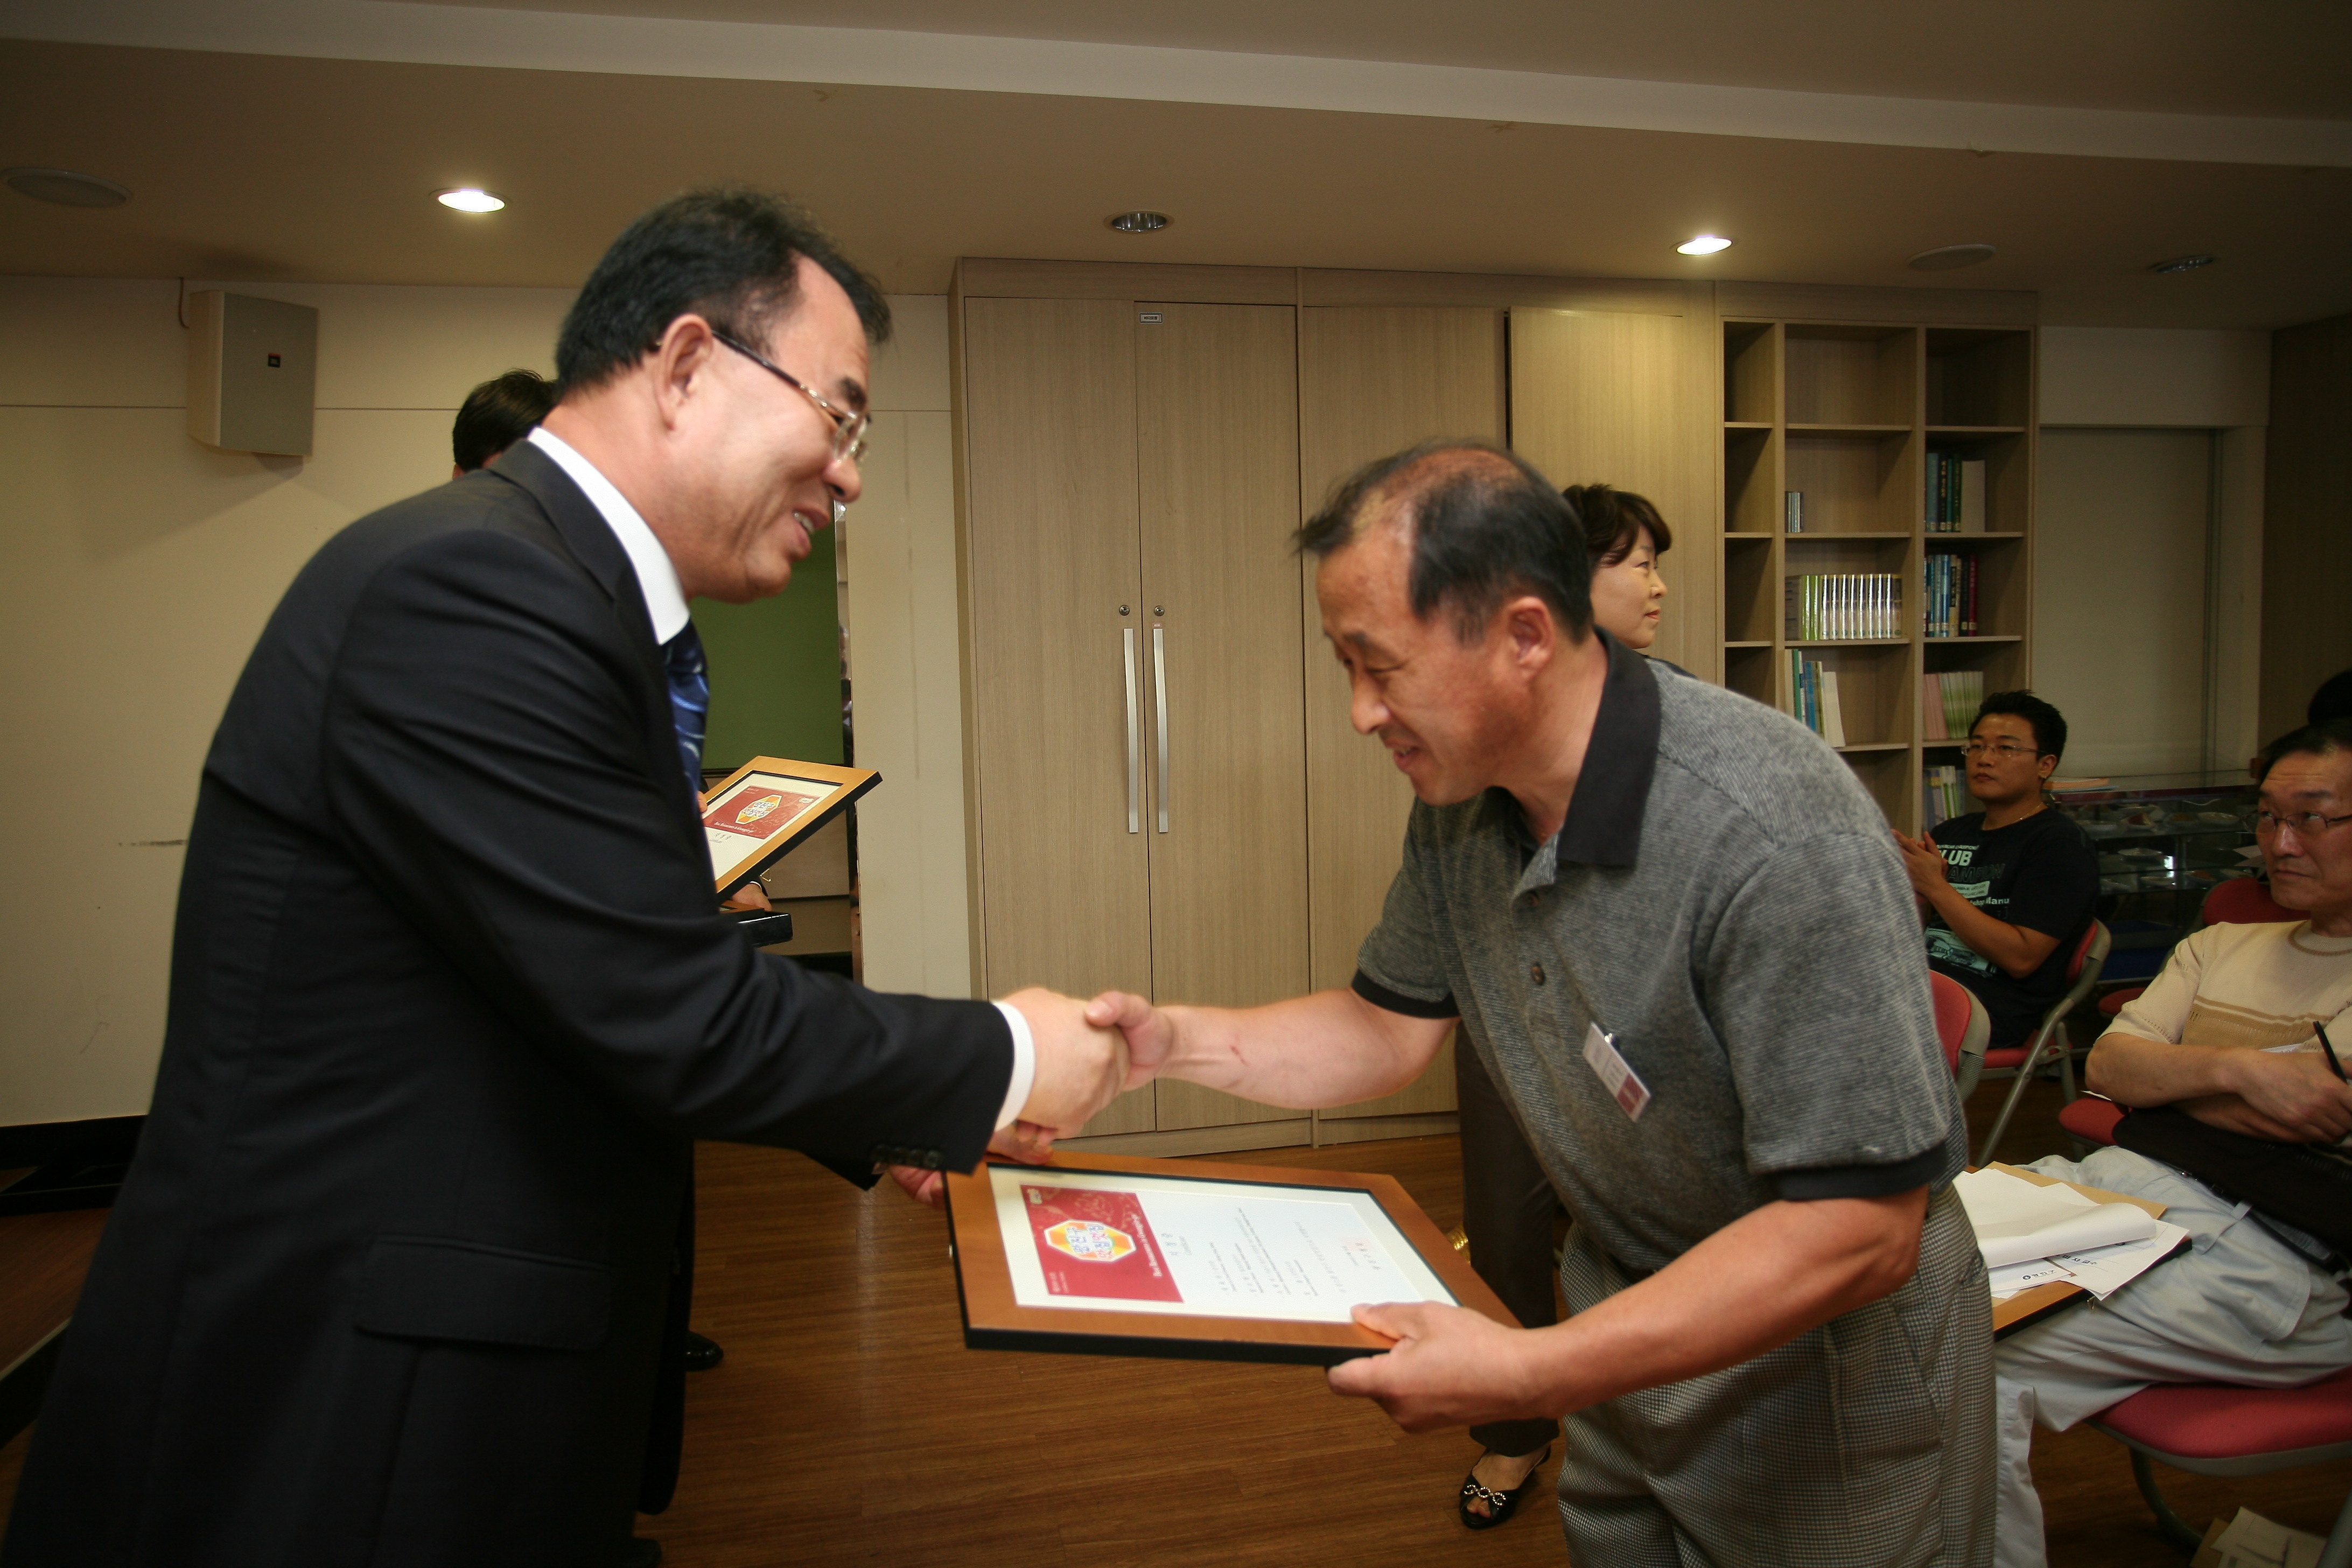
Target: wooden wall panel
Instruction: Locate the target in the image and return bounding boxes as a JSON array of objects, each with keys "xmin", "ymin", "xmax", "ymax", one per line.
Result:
[
  {"xmin": 958, "ymin": 258, "xmax": 1295, "ymax": 304},
  {"xmin": 2260, "ymin": 311, "xmax": 2352, "ymax": 744},
  {"xmin": 1509, "ymin": 306, "xmax": 1721, "ymax": 681},
  {"xmin": 1301, "ymin": 270, "xmax": 1689, "ymax": 314},
  {"xmin": 1296, "ymin": 306, "xmax": 1507, "ymax": 1119},
  {"xmin": 1715, "ymin": 280, "xmax": 2035, "ymax": 328}
]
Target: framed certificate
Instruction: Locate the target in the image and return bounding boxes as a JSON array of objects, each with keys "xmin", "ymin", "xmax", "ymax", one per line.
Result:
[
  {"xmin": 943, "ymin": 1151, "xmax": 1517, "ymax": 1366},
  {"xmin": 698, "ymin": 755, "xmax": 879, "ymax": 894}
]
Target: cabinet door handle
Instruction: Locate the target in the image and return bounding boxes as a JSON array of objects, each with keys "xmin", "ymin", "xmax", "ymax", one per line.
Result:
[
  {"xmin": 1123, "ymin": 627, "xmax": 1141, "ymax": 834},
  {"xmin": 1152, "ymin": 625, "xmax": 1170, "ymax": 834}
]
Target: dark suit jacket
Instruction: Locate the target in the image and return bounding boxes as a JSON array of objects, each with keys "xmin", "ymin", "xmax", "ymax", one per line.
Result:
[{"xmin": 1, "ymin": 444, "xmax": 1010, "ymax": 1568}]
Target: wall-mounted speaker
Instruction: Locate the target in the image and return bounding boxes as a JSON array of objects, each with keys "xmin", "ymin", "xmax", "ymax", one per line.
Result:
[{"xmin": 187, "ymin": 290, "xmax": 317, "ymax": 456}]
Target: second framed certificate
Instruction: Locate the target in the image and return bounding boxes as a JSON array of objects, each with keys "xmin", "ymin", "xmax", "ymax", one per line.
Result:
[
  {"xmin": 698, "ymin": 755, "xmax": 878, "ymax": 894},
  {"xmin": 944, "ymin": 1151, "xmax": 1517, "ymax": 1366}
]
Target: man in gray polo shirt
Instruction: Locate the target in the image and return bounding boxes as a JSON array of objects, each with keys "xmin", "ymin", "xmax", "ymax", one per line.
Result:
[{"xmin": 1095, "ymin": 442, "xmax": 1992, "ymax": 1566}]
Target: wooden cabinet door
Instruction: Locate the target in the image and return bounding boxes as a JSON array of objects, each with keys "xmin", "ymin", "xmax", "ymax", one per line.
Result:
[
  {"xmin": 1133, "ymin": 303, "xmax": 1310, "ymax": 1131},
  {"xmin": 961, "ymin": 296, "xmax": 1154, "ymax": 1135},
  {"xmin": 1297, "ymin": 307, "xmax": 1507, "ymax": 1118}
]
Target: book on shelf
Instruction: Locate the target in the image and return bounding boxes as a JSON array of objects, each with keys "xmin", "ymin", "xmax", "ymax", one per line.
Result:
[
  {"xmin": 1784, "ymin": 650, "xmax": 1848, "ymax": 747},
  {"xmin": 1924, "ymin": 453, "xmax": 1989, "ymax": 533},
  {"xmin": 1784, "ymin": 491, "xmax": 1804, "ymax": 533},
  {"xmin": 1923, "ymin": 551, "xmax": 1982, "ymax": 638},
  {"xmin": 1923, "ymin": 764, "xmax": 1966, "ymax": 828},
  {"xmin": 1922, "ymin": 670, "xmax": 1986, "ymax": 741},
  {"xmin": 1784, "ymin": 573, "xmax": 1902, "ymax": 640}
]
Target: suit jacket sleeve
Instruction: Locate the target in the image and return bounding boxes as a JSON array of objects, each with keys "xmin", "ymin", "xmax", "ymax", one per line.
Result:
[{"xmin": 317, "ymin": 525, "xmax": 1010, "ymax": 1174}]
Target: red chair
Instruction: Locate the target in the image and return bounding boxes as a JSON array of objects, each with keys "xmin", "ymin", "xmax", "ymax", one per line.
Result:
[
  {"xmin": 2097, "ymin": 876, "xmax": 2299, "ymax": 1021},
  {"xmin": 2056, "ymin": 1094, "xmax": 2124, "ymax": 1152},
  {"xmin": 1971, "ymin": 920, "xmax": 2111, "ymax": 1165},
  {"xmin": 1934, "ymin": 971, "xmax": 1992, "ymax": 1097},
  {"xmin": 2086, "ymin": 1367, "xmax": 2352, "ymax": 1565}
]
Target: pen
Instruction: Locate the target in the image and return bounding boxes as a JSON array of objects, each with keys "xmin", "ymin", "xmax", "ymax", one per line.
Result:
[{"xmin": 2319, "ymin": 1021, "xmax": 2347, "ymax": 1084}]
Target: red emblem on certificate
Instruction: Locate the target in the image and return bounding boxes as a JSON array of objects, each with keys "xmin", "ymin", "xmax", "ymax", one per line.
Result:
[
  {"xmin": 1021, "ymin": 1185, "xmax": 1181, "ymax": 1301},
  {"xmin": 703, "ymin": 783, "xmax": 820, "ymax": 843}
]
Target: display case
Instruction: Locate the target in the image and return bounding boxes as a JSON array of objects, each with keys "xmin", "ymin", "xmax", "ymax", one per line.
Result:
[{"xmin": 2052, "ymin": 771, "xmax": 2262, "ymax": 928}]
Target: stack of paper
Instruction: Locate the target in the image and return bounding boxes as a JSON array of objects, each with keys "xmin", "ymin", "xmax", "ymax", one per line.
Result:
[
  {"xmin": 2194, "ymin": 1508, "xmax": 2329, "ymax": 1568},
  {"xmin": 1953, "ymin": 1167, "xmax": 2190, "ymax": 1300}
]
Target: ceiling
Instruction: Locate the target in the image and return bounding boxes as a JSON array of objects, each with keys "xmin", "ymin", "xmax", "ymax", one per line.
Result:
[
  {"xmin": 435, "ymin": 0, "xmax": 2352, "ymax": 120},
  {"xmin": 2, "ymin": 4, "xmax": 2347, "ymax": 330}
]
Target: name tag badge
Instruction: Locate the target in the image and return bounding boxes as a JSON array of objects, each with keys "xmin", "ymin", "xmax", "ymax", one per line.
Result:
[{"xmin": 1582, "ymin": 1022, "xmax": 1651, "ymax": 1121}]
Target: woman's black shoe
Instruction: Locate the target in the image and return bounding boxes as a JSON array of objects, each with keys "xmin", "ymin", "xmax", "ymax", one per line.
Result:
[{"xmin": 1458, "ymin": 1446, "xmax": 1550, "ymax": 1531}]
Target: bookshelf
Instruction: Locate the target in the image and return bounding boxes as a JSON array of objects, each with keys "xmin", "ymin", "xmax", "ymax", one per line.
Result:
[{"xmin": 1719, "ymin": 317, "xmax": 2036, "ymax": 832}]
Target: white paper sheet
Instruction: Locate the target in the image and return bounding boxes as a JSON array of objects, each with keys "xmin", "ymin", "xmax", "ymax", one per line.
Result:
[
  {"xmin": 1955, "ymin": 1167, "xmax": 2162, "ymax": 1268},
  {"xmin": 988, "ymin": 1166, "xmax": 1455, "ymax": 1324},
  {"xmin": 1987, "ymin": 1222, "xmax": 2190, "ymax": 1300}
]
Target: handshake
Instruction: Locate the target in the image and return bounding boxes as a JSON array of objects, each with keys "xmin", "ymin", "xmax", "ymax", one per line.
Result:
[{"xmin": 887, "ymin": 985, "xmax": 1166, "ymax": 1207}]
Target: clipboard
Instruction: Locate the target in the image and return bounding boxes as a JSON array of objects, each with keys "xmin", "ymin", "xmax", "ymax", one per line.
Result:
[
  {"xmin": 1983, "ymin": 1163, "xmax": 2173, "ymax": 1338},
  {"xmin": 943, "ymin": 1150, "xmax": 1517, "ymax": 1367},
  {"xmin": 697, "ymin": 755, "xmax": 878, "ymax": 894}
]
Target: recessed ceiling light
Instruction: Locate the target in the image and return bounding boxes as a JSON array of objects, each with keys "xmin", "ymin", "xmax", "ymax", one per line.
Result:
[
  {"xmin": 2152, "ymin": 254, "xmax": 2217, "ymax": 274},
  {"xmin": 1107, "ymin": 210, "xmax": 1171, "ymax": 234},
  {"xmin": 435, "ymin": 187, "xmax": 506, "ymax": 213},
  {"xmin": 1676, "ymin": 235, "xmax": 1733, "ymax": 256},
  {"xmin": 1908, "ymin": 243, "xmax": 1997, "ymax": 271},
  {"xmin": 4, "ymin": 166, "xmax": 130, "ymax": 208}
]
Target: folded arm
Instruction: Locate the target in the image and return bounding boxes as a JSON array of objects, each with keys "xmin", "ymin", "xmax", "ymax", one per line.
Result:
[{"xmin": 2087, "ymin": 1029, "xmax": 2352, "ymax": 1143}]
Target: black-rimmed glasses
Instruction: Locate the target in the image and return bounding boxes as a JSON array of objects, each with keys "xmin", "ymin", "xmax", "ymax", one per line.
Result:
[{"xmin": 712, "ymin": 330, "xmax": 870, "ymax": 465}]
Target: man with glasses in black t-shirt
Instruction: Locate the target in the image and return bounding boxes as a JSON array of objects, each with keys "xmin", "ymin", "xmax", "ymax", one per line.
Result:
[{"xmin": 1893, "ymin": 691, "xmax": 2098, "ymax": 1050}]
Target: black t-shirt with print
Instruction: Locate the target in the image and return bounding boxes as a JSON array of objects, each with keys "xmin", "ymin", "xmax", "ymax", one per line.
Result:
[{"xmin": 1923, "ymin": 807, "xmax": 2101, "ymax": 1047}]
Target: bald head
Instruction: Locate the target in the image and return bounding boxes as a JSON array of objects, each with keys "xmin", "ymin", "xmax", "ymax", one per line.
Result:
[{"xmin": 1297, "ymin": 438, "xmax": 1592, "ymax": 643}]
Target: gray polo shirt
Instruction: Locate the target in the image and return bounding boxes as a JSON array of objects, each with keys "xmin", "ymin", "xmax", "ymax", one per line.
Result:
[{"xmin": 1356, "ymin": 633, "xmax": 1965, "ymax": 1278}]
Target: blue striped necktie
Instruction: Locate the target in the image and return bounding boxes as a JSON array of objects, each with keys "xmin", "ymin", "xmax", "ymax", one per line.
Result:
[{"xmin": 662, "ymin": 622, "xmax": 709, "ymax": 791}]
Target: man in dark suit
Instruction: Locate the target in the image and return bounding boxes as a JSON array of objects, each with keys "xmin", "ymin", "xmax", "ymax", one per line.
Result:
[{"xmin": 1, "ymin": 189, "xmax": 1132, "ymax": 1568}]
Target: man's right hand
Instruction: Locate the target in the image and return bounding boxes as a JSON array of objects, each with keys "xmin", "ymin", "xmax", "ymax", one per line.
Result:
[
  {"xmin": 2202, "ymin": 1046, "xmax": 2352, "ymax": 1143},
  {"xmin": 1002, "ymin": 986, "xmax": 1138, "ymax": 1137}
]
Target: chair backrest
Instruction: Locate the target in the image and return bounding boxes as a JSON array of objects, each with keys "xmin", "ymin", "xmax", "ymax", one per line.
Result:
[
  {"xmin": 1930, "ymin": 971, "xmax": 1973, "ymax": 1072},
  {"xmin": 2201, "ymin": 875, "xmax": 2300, "ymax": 926},
  {"xmin": 2063, "ymin": 918, "xmax": 2109, "ymax": 988},
  {"xmin": 1933, "ymin": 971, "xmax": 1992, "ymax": 1097}
]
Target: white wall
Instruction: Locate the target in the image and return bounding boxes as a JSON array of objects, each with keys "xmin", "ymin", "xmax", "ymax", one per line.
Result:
[
  {"xmin": 842, "ymin": 299, "xmax": 974, "ymax": 997},
  {"xmin": 0, "ymin": 278, "xmax": 968, "ymax": 1124},
  {"xmin": 2033, "ymin": 326, "xmax": 2268, "ymax": 782},
  {"xmin": 2040, "ymin": 326, "xmax": 2270, "ymax": 428},
  {"xmin": 2033, "ymin": 430, "xmax": 2213, "ymax": 777}
]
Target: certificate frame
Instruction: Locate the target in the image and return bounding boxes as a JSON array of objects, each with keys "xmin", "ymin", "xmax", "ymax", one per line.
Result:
[
  {"xmin": 697, "ymin": 755, "xmax": 879, "ymax": 894},
  {"xmin": 943, "ymin": 1150, "xmax": 1517, "ymax": 1367}
]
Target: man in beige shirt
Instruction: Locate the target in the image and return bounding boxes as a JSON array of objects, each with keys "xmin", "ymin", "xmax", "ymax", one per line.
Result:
[{"xmin": 1991, "ymin": 717, "xmax": 2352, "ymax": 1568}]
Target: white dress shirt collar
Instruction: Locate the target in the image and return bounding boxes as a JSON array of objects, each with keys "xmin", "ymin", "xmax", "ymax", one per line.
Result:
[{"xmin": 526, "ymin": 426, "xmax": 691, "ymax": 645}]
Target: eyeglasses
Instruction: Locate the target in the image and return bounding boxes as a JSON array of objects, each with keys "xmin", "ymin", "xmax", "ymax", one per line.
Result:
[
  {"xmin": 1961, "ymin": 740, "xmax": 2039, "ymax": 759},
  {"xmin": 2255, "ymin": 808, "xmax": 2352, "ymax": 838},
  {"xmin": 712, "ymin": 330, "xmax": 870, "ymax": 466}
]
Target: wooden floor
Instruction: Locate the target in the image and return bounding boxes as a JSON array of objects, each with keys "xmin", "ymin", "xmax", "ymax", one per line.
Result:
[{"xmin": 2, "ymin": 1075, "xmax": 2346, "ymax": 1564}]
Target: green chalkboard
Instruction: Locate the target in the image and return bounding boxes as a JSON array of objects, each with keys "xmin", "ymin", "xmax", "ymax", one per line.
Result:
[{"xmin": 690, "ymin": 523, "xmax": 845, "ymax": 770}]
